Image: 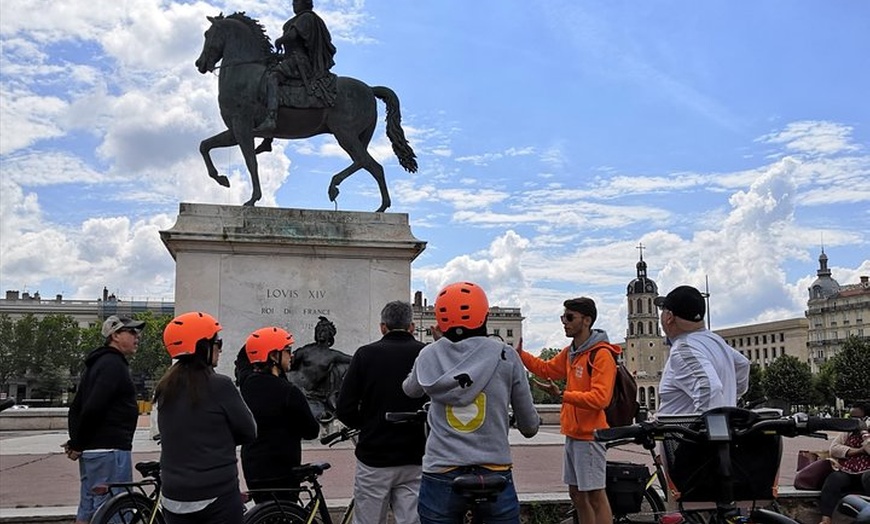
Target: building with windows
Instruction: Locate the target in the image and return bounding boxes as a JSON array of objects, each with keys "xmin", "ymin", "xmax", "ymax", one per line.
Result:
[
  {"xmin": 622, "ymin": 248, "xmax": 669, "ymax": 412},
  {"xmin": 715, "ymin": 318, "xmax": 809, "ymax": 370},
  {"xmin": 806, "ymin": 250, "xmax": 870, "ymax": 372},
  {"xmin": 0, "ymin": 288, "xmax": 174, "ymax": 326},
  {"xmin": 411, "ymin": 290, "xmax": 523, "ymax": 346}
]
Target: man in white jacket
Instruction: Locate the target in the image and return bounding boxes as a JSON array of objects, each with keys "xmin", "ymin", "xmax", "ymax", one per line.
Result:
[{"xmin": 655, "ymin": 285, "xmax": 750, "ymax": 415}]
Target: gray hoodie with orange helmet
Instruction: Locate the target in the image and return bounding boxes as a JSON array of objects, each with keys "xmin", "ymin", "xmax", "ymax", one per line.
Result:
[{"xmin": 403, "ymin": 336, "xmax": 540, "ymax": 472}]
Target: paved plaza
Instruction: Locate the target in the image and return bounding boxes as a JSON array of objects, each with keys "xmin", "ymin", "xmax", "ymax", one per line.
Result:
[{"xmin": 0, "ymin": 420, "xmax": 818, "ymax": 522}]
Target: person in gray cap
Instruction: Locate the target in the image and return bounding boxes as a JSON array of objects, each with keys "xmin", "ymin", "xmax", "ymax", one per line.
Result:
[
  {"xmin": 64, "ymin": 315, "xmax": 145, "ymax": 524},
  {"xmin": 654, "ymin": 285, "xmax": 750, "ymax": 415}
]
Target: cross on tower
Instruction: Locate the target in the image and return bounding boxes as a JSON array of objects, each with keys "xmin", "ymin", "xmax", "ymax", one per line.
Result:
[{"xmin": 636, "ymin": 242, "xmax": 645, "ymax": 261}]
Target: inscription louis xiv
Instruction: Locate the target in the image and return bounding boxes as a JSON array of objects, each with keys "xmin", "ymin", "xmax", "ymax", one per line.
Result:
[{"xmin": 260, "ymin": 287, "xmax": 330, "ymax": 316}]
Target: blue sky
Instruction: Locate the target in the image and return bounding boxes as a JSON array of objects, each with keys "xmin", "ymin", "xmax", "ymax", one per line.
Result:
[{"xmin": 1, "ymin": 1, "xmax": 868, "ymax": 351}]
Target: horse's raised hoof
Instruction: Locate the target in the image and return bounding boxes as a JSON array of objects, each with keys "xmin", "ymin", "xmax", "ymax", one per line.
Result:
[
  {"xmin": 212, "ymin": 175, "xmax": 230, "ymax": 188},
  {"xmin": 328, "ymin": 185, "xmax": 340, "ymax": 202},
  {"xmin": 255, "ymin": 139, "xmax": 273, "ymax": 154}
]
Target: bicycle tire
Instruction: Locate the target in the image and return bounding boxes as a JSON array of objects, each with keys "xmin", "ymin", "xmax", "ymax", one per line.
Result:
[
  {"xmin": 613, "ymin": 485, "xmax": 667, "ymax": 524},
  {"xmin": 90, "ymin": 491, "xmax": 164, "ymax": 524},
  {"xmin": 749, "ymin": 508, "xmax": 799, "ymax": 524},
  {"xmin": 243, "ymin": 500, "xmax": 317, "ymax": 524}
]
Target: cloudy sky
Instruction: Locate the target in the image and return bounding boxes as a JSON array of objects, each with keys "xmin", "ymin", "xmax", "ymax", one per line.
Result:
[{"xmin": 1, "ymin": 1, "xmax": 868, "ymax": 351}]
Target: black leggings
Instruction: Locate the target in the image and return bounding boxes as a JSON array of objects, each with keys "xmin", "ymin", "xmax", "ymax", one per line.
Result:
[{"xmin": 819, "ymin": 470, "xmax": 870, "ymax": 517}]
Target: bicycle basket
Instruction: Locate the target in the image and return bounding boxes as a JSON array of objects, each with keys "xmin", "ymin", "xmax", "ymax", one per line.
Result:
[
  {"xmin": 605, "ymin": 461, "xmax": 651, "ymax": 515},
  {"xmin": 660, "ymin": 410, "xmax": 782, "ymax": 503}
]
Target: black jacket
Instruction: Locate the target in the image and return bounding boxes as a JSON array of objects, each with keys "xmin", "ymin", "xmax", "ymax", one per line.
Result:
[
  {"xmin": 336, "ymin": 330, "xmax": 427, "ymax": 467},
  {"xmin": 158, "ymin": 372, "xmax": 257, "ymax": 501},
  {"xmin": 67, "ymin": 346, "xmax": 138, "ymax": 451},
  {"xmin": 240, "ymin": 371, "xmax": 320, "ymax": 482}
]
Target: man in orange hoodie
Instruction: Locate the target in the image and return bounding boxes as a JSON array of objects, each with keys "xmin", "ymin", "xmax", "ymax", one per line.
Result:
[{"xmin": 516, "ymin": 297, "xmax": 619, "ymax": 524}]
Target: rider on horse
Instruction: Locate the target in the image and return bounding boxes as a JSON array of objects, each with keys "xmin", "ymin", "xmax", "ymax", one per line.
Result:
[{"xmin": 254, "ymin": 0, "xmax": 337, "ymax": 133}]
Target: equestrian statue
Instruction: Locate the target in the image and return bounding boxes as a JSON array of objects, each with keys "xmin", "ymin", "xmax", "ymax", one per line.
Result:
[{"xmin": 195, "ymin": 1, "xmax": 417, "ymax": 212}]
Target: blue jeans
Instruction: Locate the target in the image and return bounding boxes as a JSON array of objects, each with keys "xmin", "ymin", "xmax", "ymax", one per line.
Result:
[
  {"xmin": 76, "ymin": 450, "xmax": 133, "ymax": 522},
  {"xmin": 418, "ymin": 468, "xmax": 519, "ymax": 524}
]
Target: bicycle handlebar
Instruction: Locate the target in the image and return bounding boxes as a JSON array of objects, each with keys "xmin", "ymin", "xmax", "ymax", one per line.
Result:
[
  {"xmin": 319, "ymin": 427, "xmax": 358, "ymax": 446},
  {"xmin": 384, "ymin": 409, "xmax": 428, "ymax": 423},
  {"xmin": 0, "ymin": 398, "xmax": 17, "ymax": 412},
  {"xmin": 594, "ymin": 410, "xmax": 861, "ymax": 445}
]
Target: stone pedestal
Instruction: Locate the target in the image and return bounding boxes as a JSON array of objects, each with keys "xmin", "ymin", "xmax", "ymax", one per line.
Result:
[{"xmin": 160, "ymin": 203, "xmax": 425, "ymax": 377}]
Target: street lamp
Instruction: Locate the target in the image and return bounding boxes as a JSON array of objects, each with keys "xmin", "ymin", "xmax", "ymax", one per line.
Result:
[{"xmin": 701, "ymin": 275, "xmax": 711, "ymax": 330}]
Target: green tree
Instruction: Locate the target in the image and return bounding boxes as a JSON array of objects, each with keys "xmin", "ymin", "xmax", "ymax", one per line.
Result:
[
  {"xmin": 831, "ymin": 336, "xmax": 870, "ymax": 403},
  {"xmin": 810, "ymin": 360, "xmax": 837, "ymax": 408},
  {"xmin": 527, "ymin": 347, "xmax": 565, "ymax": 404},
  {"xmin": 762, "ymin": 355, "xmax": 813, "ymax": 405},
  {"xmin": 31, "ymin": 314, "xmax": 83, "ymax": 402},
  {"xmin": 127, "ymin": 312, "xmax": 173, "ymax": 399},
  {"xmin": 0, "ymin": 314, "xmax": 22, "ymax": 392},
  {"xmin": 743, "ymin": 363, "xmax": 765, "ymax": 405}
]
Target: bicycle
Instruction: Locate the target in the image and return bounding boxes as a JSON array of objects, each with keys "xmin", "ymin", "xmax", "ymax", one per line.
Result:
[
  {"xmin": 387, "ymin": 406, "xmax": 518, "ymax": 524},
  {"xmin": 89, "ymin": 460, "xmax": 164, "ymax": 524},
  {"xmin": 594, "ymin": 407, "xmax": 860, "ymax": 524},
  {"xmin": 242, "ymin": 425, "xmax": 359, "ymax": 524},
  {"xmin": 559, "ymin": 434, "xmax": 668, "ymax": 524}
]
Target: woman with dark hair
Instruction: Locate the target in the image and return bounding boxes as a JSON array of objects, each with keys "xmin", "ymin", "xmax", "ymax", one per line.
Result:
[
  {"xmin": 155, "ymin": 312, "xmax": 257, "ymax": 524},
  {"xmin": 819, "ymin": 402, "xmax": 870, "ymax": 524},
  {"xmin": 240, "ymin": 326, "xmax": 320, "ymax": 503}
]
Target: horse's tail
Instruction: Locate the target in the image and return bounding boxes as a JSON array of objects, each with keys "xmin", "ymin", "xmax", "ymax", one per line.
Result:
[{"xmin": 372, "ymin": 86, "xmax": 418, "ymax": 173}]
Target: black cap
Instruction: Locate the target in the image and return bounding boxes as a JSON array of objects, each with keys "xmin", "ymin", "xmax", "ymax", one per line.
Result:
[
  {"xmin": 563, "ymin": 297, "xmax": 597, "ymax": 325},
  {"xmin": 654, "ymin": 286, "xmax": 705, "ymax": 322}
]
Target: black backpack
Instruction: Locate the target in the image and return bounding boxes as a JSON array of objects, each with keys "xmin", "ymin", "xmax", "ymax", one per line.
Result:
[{"xmin": 587, "ymin": 347, "xmax": 640, "ymax": 427}]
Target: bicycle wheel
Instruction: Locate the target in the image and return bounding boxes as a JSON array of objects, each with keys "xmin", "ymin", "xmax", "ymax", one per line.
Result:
[
  {"xmin": 90, "ymin": 491, "xmax": 164, "ymax": 524},
  {"xmin": 613, "ymin": 485, "xmax": 666, "ymax": 523},
  {"xmin": 244, "ymin": 500, "xmax": 316, "ymax": 524}
]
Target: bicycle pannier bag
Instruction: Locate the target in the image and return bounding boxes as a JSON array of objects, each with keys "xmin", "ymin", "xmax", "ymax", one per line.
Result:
[
  {"xmin": 588, "ymin": 348, "xmax": 640, "ymax": 427},
  {"xmin": 605, "ymin": 461, "xmax": 650, "ymax": 515}
]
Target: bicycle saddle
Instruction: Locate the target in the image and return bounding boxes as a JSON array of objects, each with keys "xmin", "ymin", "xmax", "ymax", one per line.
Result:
[
  {"xmin": 289, "ymin": 462, "xmax": 331, "ymax": 480},
  {"xmin": 136, "ymin": 461, "xmax": 160, "ymax": 479},
  {"xmin": 452, "ymin": 473, "xmax": 508, "ymax": 497}
]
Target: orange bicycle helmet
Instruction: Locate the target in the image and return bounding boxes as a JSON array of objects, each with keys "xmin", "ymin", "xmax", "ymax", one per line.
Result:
[
  {"xmin": 163, "ymin": 311, "xmax": 222, "ymax": 358},
  {"xmin": 245, "ymin": 327, "xmax": 295, "ymax": 363},
  {"xmin": 434, "ymin": 281, "xmax": 489, "ymax": 332}
]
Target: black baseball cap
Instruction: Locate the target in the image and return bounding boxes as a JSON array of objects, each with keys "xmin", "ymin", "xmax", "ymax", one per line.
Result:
[
  {"xmin": 563, "ymin": 297, "xmax": 597, "ymax": 325},
  {"xmin": 654, "ymin": 285, "xmax": 705, "ymax": 322}
]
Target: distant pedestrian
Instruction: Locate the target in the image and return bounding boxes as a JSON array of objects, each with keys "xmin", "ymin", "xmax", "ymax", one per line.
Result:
[
  {"xmin": 516, "ymin": 297, "xmax": 619, "ymax": 524},
  {"xmin": 65, "ymin": 315, "xmax": 145, "ymax": 524},
  {"xmin": 155, "ymin": 312, "xmax": 256, "ymax": 524},
  {"xmin": 336, "ymin": 301, "xmax": 427, "ymax": 524}
]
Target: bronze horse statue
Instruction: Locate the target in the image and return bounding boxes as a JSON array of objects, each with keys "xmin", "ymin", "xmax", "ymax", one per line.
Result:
[{"xmin": 195, "ymin": 12, "xmax": 417, "ymax": 211}]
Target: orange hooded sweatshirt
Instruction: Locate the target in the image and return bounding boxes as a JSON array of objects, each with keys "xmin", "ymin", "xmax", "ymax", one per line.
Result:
[{"xmin": 520, "ymin": 330, "xmax": 620, "ymax": 441}]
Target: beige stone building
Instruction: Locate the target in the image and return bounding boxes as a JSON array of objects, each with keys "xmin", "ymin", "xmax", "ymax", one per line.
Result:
[
  {"xmin": 411, "ymin": 290, "xmax": 523, "ymax": 346},
  {"xmin": 806, "ymin": 250, "xmax": 870, "ymax": 372},
  {"xmin": 0, "ymin": 288, "xmax": 174, "ymax": 327},
  {"xmin": 715, "ymin": 318, "xmax": 809, "ymax": 370},
  {"xmin": 621, "ymin": 250, "xmax": 669, "ymax": 411}
]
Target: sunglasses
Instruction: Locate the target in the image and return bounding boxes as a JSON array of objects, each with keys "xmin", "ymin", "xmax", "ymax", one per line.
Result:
[
  {"xmin": 118, "ymin": 328, "xmax": 141, "ymax": 335},
  {"xmin": 560, "ymin": 313, "xmax": 580, "ymax": 323},
  {"xmin": 213, "ymin": 338, "xmax": 223, "ymax": 349}
]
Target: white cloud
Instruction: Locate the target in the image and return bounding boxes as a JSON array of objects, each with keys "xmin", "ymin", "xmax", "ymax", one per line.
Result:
[{"xmin": 757, "ymin": 121, "xmax": 860, "ymax": 156}]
